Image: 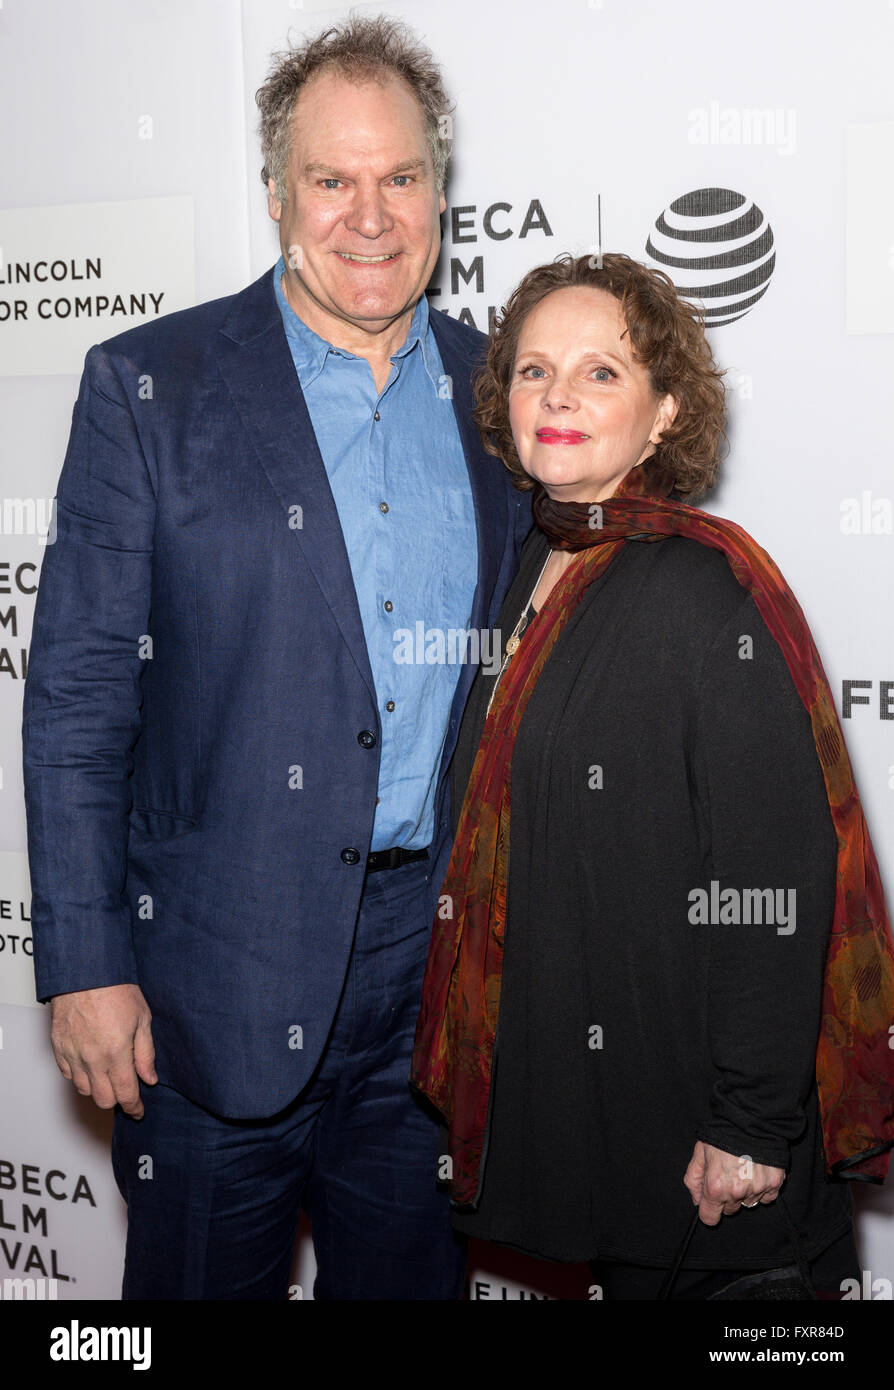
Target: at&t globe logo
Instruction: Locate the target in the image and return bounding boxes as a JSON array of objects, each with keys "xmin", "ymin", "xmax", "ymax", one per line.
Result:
[{"xmin": 645, "ymin": 188, "xmax": 775, "ymax": 326}]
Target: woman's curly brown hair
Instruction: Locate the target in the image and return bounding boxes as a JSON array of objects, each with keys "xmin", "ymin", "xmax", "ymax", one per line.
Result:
[{"xmin": 474, "ymin": 252, "xmax": 728, "ymax": 500}]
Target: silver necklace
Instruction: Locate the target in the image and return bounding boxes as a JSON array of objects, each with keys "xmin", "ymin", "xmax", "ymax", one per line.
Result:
[{"xmin": 486, "ymin": 549, "xmax": 552, "ymax": 717}]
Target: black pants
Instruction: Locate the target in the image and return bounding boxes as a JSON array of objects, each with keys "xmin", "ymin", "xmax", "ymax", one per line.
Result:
[{"xmin": 588, "ymin": 1225, "xmax": 861, "ymax": 1300}]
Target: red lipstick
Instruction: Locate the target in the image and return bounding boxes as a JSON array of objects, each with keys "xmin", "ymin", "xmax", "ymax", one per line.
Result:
[{"xmin": 536, "ymin": 428, "xmax": 589, "ymax": 444}]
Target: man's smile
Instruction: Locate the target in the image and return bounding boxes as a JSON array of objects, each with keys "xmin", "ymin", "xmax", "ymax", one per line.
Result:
[{"xmin": 336, "ymin": 251, "xmax": 401, "ymax": 263}]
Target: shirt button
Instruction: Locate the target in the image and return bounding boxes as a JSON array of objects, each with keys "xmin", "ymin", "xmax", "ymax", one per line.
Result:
[
  {"xmin": 373, "ymin": 410, "xmax": 381, "ymax": 421},
  {"xmin": 340, "ymin": 847, "xmax": 361, "ymax": 865},
  {"xmin": 358, "ymin": 730, "xmax": 377, "ymax": 748},
  {"xmin": 379, "ymin": 501, "xmax": 389, "ymax": 513},
  {"xmin": 384, "ymin": 600, "xmax": 393, "ymax": 612},
  {"xmin": 385, "ymin": 700, "xmax": 396, "ymax": 712}
]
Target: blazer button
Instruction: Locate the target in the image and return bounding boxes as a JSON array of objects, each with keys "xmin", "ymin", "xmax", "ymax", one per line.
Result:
[
  {"xmin": 341, "ymin": 848, "xmax": 361, "ymax": 865},
  {"xmin": 358, "ymin": 730, "xmax": 377, "ymax": 748}
]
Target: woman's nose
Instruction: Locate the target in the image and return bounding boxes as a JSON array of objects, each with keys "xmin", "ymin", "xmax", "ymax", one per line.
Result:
[{"xmin": 541, "ymin": 377, "xmax": 576, "ymax": 409}]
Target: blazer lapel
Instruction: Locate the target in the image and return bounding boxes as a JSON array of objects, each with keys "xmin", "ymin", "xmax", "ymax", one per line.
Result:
[
  {"xmin": 216, "ymin": 268, "xmax": 376, "ymax": 704},
  {"xmin": 216, "ymin": 270, "xmax": 504, "ymax": 732}
]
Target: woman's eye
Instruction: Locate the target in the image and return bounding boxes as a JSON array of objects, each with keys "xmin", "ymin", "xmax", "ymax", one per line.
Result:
[
  {"xmin": 592, "ymin": 366, "xmax": 617, "ymax": 382},
  {"xmin": 518, "ymin": 365, "xmax": 546, "ymax": 379}
]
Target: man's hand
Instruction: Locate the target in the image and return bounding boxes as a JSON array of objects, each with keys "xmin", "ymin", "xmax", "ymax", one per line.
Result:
[
  {"xmin": 49, "ymin": 984, "xmax": 157, "ymax": 1119},
  {"xmin": 684, "ymin": 1140, "xmax": 785, "ymax": 1226}
]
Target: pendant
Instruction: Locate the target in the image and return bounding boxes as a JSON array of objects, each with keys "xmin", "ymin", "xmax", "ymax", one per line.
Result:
[{"xmin": 505, "ymin": 635, "xmax": 520, "ymax": 656}]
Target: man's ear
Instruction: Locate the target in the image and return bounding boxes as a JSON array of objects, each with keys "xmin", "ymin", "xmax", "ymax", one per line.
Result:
[
  {"xmin": 267, "ymin": 178, "xmax": 282, "ymax": 222},
  {"xmin": 650, "ymin": 392, "xmax": 679, "ymax": 445}
]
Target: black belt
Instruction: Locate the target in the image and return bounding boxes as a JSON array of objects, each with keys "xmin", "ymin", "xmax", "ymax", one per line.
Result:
[{"xmin": 366, "ymin": 846, "xmax": 429, "ymax": 874}]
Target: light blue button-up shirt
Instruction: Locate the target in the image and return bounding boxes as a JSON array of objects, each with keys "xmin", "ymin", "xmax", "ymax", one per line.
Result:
[{"xmin": 273, "ymin": 257, "xmax": 478, "ymax": 850}]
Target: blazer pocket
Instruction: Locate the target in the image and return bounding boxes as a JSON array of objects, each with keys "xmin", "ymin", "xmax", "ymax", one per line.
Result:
[{"xmin": 129, "ymin": 806, "xmax": 198, "ymax": 842}]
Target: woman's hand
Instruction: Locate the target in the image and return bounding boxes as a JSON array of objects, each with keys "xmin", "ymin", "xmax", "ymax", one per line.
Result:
[{"xmin": 683, "ymin": 1140, "xmax": 785, "ymax": 1226}]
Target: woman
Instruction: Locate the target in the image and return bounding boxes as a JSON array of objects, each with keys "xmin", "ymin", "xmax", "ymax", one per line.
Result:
[{"xmin": 410, "ymin": 253, "xmax": 894, "ymax": 1300}]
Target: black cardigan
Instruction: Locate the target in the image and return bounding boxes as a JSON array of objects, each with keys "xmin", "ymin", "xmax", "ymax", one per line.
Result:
[{"xmin": 448, "ymin": 525, "xmax": 854, "ymax": 1268}]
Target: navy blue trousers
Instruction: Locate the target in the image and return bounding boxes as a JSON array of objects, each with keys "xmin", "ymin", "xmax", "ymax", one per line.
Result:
[{"xmin": 111, "ymin": 856, "xmax": 466, "ymax": 1300}]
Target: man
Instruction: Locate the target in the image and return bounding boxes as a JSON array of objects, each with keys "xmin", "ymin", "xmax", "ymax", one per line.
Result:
[{"xmin": 22, "ymin": 16, "xmax": 530, "ymax": 1300}]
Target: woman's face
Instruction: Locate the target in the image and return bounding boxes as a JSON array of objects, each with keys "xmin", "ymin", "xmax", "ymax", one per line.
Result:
[{"xmin": 508, "ymin": 285, "xmax": 678, "ymax": 503}]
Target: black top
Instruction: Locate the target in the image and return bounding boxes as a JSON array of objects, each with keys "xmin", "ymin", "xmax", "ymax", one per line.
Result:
[{"xmin": 448, "ymin": 526, "xmax": 854, "ymax": 1268}]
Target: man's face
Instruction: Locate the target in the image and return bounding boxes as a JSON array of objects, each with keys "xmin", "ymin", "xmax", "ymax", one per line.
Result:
[{"xmin": 267, "ymin": 69, "xmax": 447, "ymax": 342}]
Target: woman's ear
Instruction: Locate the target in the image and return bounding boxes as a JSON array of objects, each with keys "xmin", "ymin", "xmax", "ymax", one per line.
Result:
[{"xmin": 649, "ymin": 392, "xmax": 679, "ymax": 445}]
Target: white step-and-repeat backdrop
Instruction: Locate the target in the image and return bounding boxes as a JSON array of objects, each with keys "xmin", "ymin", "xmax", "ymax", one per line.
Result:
[{"xmin": 1, "ymin": 0, "xmax": 892, "ymax": 1301}]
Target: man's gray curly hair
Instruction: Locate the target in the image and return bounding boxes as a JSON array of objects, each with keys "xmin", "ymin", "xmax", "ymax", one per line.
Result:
[{"xmin": 256, "ymin": 13, "xmax": 454, "ymax": 203}]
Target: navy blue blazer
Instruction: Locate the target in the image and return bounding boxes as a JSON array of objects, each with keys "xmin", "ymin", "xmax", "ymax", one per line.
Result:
[{"xmin": 22, "ymin": 265, "xmax": 531, "ymax": 1118}]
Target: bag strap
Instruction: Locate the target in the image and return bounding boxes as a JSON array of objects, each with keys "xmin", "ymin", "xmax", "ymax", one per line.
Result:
[
  {"xmin": 657, "ymin": 1210, "xmax": 700, "ymax": 1300},
  {"xmin": 657, "ymin": 1193, "xmax": 815, "ymax": 1301}
]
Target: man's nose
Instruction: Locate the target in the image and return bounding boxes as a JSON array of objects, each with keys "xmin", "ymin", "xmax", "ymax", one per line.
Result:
[{"xmin": 344, "ymin": 183, "xmax": 394, "ymax": 239}]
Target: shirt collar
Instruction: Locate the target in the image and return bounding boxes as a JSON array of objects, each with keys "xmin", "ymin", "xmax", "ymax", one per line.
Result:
[{"xmin": 272, "ymin": 256, "xmax": 439, "ymax": 390}]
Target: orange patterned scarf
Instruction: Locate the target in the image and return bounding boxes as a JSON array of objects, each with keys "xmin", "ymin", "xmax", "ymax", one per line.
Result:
[{"xmin": 410, "ymin": 458, "xmax": 894, "ymax": 1206}]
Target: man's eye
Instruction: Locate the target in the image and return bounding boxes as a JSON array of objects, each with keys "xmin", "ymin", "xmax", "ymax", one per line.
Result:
[
  {"xmin": 392, "ymin": 175, "xmax": 412, "ymax": 187},
  {"xmin": 322, "ymin": 179, "xmax": 341, "ymax": 190}
]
